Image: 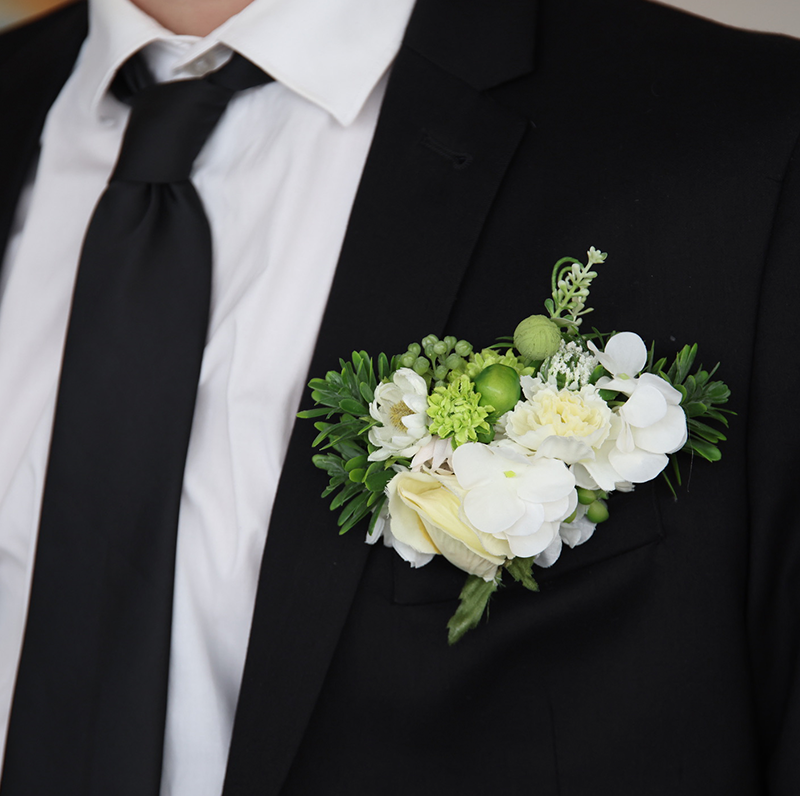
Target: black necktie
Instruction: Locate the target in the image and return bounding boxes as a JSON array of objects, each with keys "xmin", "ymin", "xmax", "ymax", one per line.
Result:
[{"xmin": 2, "ymin": 53, "xmax": 271, "ymax": 796}]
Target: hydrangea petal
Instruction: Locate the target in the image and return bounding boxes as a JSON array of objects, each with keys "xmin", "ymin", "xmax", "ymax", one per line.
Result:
[
  {"xmin": 590, "ymin": 332, "xmax": 647, "ymax": 377},
  {"xmin": 451, "ymin": 442, "xmax": 498, "ymax": 489},
  {"xmin": 514, "ymin": 458, "xmax": 575, "ymax": 504},
  {"xmin": 534, "ymin": 534, "xmax": 563, "ymax": 568},
  {"xmin": 462, "ymin": 482, "xmax": 525, "ymax": 535},
  {"xmin": 632, "ymin": 405, "xmax": 687, "ymax": 454},
  {"xmin": 560, "ymin": 515, "xmax": 596, "ymax": 548},
  {"xmin": 502, "ymin": 500, "xmax": 545, "ymax": 536},
  {"xmin": 608, "ymin": 446, "xmax": 668, "ymax": 483},
  {"xmin": 637, "ymin": 372, "xmax": 684, "ymax": 405},
  {"xmin": 541, "ymin": 490, "xmax": 577, "ymax": 523},
  {"xmin": 505, "ymin": 519, "xmax": 558, "ymax": 557},
  {"xmin": 620, "ymin": 382, "xmax": 667, "ymax": 428}
]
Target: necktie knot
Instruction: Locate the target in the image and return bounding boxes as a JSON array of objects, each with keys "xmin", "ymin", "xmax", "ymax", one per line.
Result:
[{"xmin": 110, "ymin": 52, "xmax": 272, "ymax": 183}]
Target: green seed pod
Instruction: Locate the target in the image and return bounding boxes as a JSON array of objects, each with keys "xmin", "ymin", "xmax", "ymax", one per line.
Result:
[
  {"xmin": 585, "ymin": 500, "xmax": 609, "ymax": 524},
  {"xmin": 513, "ymin": 314, "xmax": 562, "ymax": 360}
]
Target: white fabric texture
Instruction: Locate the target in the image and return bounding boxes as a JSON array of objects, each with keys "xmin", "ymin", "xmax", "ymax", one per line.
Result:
[{"xmin": 0, "ymin": 0, "xmax": 415, "ymax": 793}]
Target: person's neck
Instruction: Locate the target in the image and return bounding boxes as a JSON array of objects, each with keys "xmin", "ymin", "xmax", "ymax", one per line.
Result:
[{"xmin": 131, "ymin": 0, "xmax": 254, "ymax": 36}]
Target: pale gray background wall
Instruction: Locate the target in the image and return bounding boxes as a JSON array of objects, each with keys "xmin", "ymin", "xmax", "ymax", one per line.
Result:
[
  {"xmin": 1, "ymin": 0, "xmax": 800, "ymax": 40},
  {"xmin": 658, "ymin": 0, "xmax": 800, "ymax": 37}
]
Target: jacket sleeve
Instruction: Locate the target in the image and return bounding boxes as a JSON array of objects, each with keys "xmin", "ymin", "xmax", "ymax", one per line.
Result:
[{"xmin": 746, "ymin": 128, "xmax": 800, "ymax": 795}]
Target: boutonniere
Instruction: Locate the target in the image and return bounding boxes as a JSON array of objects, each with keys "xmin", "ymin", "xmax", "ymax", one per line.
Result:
[{"xmin": 299, "ymin": 248, "xmax": 732, "ymax": 643}]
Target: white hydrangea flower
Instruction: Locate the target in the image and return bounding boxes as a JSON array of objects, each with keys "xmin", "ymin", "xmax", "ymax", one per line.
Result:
[
  {"xmin": 451, "ymin": 443, "xmax": 577, "ymax": 558},
  {"xmin": 368, "ymin": 368, "xmax": 432, "ymax": 462},
  {"xmin": 587, "ymin": 332, "xmax": 688, "ymax": 484}
]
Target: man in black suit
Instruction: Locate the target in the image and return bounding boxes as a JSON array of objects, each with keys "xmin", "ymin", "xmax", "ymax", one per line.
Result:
[{"xmin": 0, "ymin": 0, "xmax": 799, "ymax": 794}]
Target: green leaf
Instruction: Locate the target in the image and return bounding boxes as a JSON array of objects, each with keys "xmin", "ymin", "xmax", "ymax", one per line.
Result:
[
  {"xmin": 338, "ymin": 397, "xmax": 367, "ymax": 415},
  {"xmin": 365, "ymin": 468, "xmax": 395, "ymax": 493},
  {"xmin": 682, "ymin": 401, "xmax": 708, "ymax": 418},
  {"xmin": 359, "ymin": 381, "xmax": 374, "ymax": 404},
  {"xmin": 329, "ymin": 481, "xmax": 362, "ymax": 511},
  {"xmin": 344, "ymin": 455, "xmax": 369, "ymax": 472},
  {"xmin": 505, "ymin": 557, "xmax": 540, "ymax": 592},
  {"xmin": 296, "ymin": 407, "xmax": 335, "ymax": 419},
  {"xmin": 688, "ymin": 418, "xmax": 727, "ymax": 443},
  {"xmin": 687, "ymin": 438, "xmax": 722, "ymax": 462},
  {"xmin": 338, "ymin": 491, "xmax": 371, "ymax": 534},
  {"xmin": 378, "ymin": 352, "xmax": 391, "ymax": 380},
  {"xmin": 446, "ymin": 574, "xmax": 500, "ymax": 645}
]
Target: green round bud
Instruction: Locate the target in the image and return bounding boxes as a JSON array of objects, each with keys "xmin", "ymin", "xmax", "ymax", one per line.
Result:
[
  {"xmin": 400, "ymin": 353, "xmax": 416, "ymax": 368},
  {"xmin": 433, "ymin": 341, "xmax": 447, "ymax": 356},
  {"xmin": 444, "ymin": 336, "xmax": 457, "ymax": 351},
  {"xmin": 455, "ymin": 340, "xmax": 472, "ymax": 357},
  {"xmin": 424, "ymin": 344, "xmax": 435, "ymax": 358},
  {"xmin": 413, "ymin": 357, "xmax": 430, "ymax": 375},
  {"xmin": 577, "ymin": 487, "xmax": 596, "ymax": 505},
  {"xmin": 513, "ymin": 315, "xmax": 562, "ymax": 360},
  {"xmin": 407, "ymin": 342, "xmax": 421, "ymax": 357},
  {"xmin": 421, "ymin": 334, "xmax": 438, "ymax": 347},
  {"xmin": 585, "ymin": 500, "xmax": 609, "ymax": 524},
  {"xmin": 444, "ymin": 353, "xmax": 463, "ymax": 370},
  {"xmin": 472, "ymin": 364, "xmax": 521, "ymax": 418},
  {"xmin": 433, "ymin": 365, "xmax": 449, "ymax": 381}
]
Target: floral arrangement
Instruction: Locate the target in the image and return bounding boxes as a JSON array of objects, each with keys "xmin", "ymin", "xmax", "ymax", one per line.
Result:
[{"xmin": 299, "ymin": 248, "xmax": 731, "ymax": 643}]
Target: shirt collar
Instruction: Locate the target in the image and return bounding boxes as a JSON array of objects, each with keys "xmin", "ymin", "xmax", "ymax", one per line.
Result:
[{"xmin": 82, "ymin": 0, "xmax": 416, "ymax": 125}]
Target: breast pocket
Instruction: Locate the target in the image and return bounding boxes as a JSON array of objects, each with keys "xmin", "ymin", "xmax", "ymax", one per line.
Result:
[{"xmin": 391, "ymin": 479, "xmax": 665, "ymax": 604}]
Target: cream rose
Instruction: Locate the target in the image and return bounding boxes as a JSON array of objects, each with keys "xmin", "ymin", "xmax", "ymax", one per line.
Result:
[{"xmin": 386, "ymin": 470, "xmax": 511, "ymax": 581}]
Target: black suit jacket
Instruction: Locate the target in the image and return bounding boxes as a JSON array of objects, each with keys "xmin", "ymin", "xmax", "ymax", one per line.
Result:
[{"xmin": 1, "ymin": 0, "xmax": 800, "ymax": 794}]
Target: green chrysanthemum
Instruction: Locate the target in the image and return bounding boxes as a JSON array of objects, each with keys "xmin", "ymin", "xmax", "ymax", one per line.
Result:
[
  {"xmin": 427, "ymin": 376, "xmax": 493, "ymax": 447},
  {"xmin": 450, "ymin": 348, "xmax": 536, "ymax": 381}
]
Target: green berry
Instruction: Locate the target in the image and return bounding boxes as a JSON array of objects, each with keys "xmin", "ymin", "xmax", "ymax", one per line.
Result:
[
  {"xmin": 585, "ymin": 500, "xmax": 609, "ymax": 523},
  {"xmin": 472, "ymin": 364, "xmax": 521, "ymax": 418}
]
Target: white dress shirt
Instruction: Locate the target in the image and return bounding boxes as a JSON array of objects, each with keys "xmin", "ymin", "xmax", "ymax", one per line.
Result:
[{"xmin": 0, "ymin": 0, "xmax": 415, "ymax": 793}]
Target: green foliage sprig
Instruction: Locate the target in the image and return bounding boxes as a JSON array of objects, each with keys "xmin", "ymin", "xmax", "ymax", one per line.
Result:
[
  {"xmin": 646, "ymin": 343, "xmax": 734, "ymax": 496},
  {"xmin": 297, "ymin": 351, "xmax": 397, "ymax": 534}
]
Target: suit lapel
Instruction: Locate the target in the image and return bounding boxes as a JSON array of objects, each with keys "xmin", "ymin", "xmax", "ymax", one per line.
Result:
[
  {"xmin": 0, "ymin": 2, "xmax": 87, "ymax": 262},
  {"xmin": 223, "ymin": 0, "xmax": 536, "ymax": 792}
]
